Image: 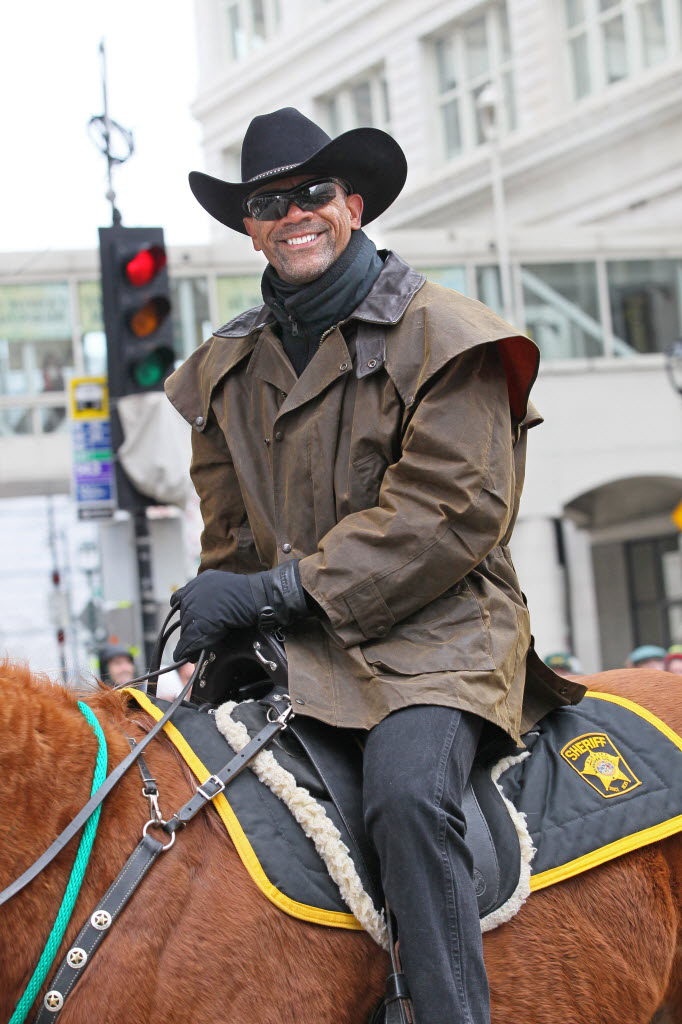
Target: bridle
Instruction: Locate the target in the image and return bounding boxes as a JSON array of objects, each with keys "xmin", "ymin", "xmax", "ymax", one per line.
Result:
[
  {"xmin": 0, "ymin": 602, "xmax": 204, "ymax": 908},
  {"xmin": 2, "ymin": 611, "xmax": 293, "ymax": 1022}
]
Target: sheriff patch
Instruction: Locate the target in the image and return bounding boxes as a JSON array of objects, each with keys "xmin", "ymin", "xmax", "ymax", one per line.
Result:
[{"xmin": 560, "ymin": 732, "xmax": 641, "ymax": 797}]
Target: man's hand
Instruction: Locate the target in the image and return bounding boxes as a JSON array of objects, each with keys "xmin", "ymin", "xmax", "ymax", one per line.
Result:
[{"xmin": 171, "ymin": 561, "xmax": 310, "ymax": 661}]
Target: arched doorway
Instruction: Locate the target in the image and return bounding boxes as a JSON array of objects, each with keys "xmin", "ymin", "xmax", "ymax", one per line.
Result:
[{"xmin": 564, "ymin": 475, "xmax": 682, "ymax": 670}]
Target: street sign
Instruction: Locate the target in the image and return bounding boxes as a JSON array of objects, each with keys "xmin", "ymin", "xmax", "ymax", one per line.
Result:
[{"xmin": 70, "ymin": 376, "xmax": 116, "ymax": 520}]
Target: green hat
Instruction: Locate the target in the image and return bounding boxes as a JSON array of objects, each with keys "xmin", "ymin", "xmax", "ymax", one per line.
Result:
[{"xmin": 628, "ymin": 645, "xmax": 666, "ymax": 666}]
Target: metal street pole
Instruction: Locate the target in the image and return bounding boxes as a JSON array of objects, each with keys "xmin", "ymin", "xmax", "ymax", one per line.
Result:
[
  {"xmin": 666, "ymin": 340, "xmax": 682, "ymax": 398},
  {"xmin": 133, "ymin": 510, "xmax": 158, "ymax": 675},
  {"xmin": 87, "ymin": 39, "xmax": 134, "ymax": 228},
  {"xmin": 88, "ymin": 42, "xmax": 158, "ymax": 674},
  {"xmin": 46, "ymin": 496, "xmax": 68, "ymax": 683},
  {"xmin": 477, "ymin": 84, "xmax": 515, "ymax": 326}
]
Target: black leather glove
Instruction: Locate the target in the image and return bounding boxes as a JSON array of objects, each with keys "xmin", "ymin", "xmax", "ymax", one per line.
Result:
[{"xmin": 171, "ymin": 560, "xmax": 310, "ymax": 662}]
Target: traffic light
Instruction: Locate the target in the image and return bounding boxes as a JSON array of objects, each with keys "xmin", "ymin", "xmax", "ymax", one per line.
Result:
[
  {"xmin": 98, "ymin": 225, "xmax": 176, "ymax": 513},
  {"xmin": 98, "ymin": 225, "xmax": 175, "ymax": 399}
]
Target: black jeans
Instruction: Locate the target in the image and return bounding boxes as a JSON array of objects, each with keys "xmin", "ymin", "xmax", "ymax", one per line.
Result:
[{"xmin": 363, "ymin": 706, "xmax": 490, "ymax": 1024}]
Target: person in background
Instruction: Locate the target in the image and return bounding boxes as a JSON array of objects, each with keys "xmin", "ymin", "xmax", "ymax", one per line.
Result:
[
  {"xmin": 100, "ymin": 643, "xmax": 136, "ymax": 687},
  {"xmin": 663, "ymin": 646, "xmax": 682, "ymax": 675},
  {"xmin": 625, "ymin": 645, "xmax": 666, "ymax": 670},
  {"xmin": 543, "ymin": 651, "xmax": 583, "ymax": 677}
]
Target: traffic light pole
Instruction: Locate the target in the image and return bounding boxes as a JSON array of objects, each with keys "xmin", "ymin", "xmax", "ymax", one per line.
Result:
[
  {"xmin": 90, "ymin": 41, "xmax": 166, "ymax": 676},
  {"xmin": 88, "ymin": 40, "xmax": 134, "ymax": 228},
  {"xmin": 132, "ymin": 509, "xmax": 159, "ymax": 672}
]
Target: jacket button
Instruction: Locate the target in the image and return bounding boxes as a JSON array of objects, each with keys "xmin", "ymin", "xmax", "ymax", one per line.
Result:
[
  {"xmin": 339, "ymin": 362, "xmax": 349, "ymax": 372},
  {"xmin": 560, "ymin": 686, "xmax": 569, "ymax": 695},
  {"xmin": 194, "ymin": 416, "xmax": 204, "ymax": 427},
  {"xmin": 375, "ymin": 625, "xmax": 388, "ymax": 636},
  {"xmin": 367, "ymin": 358, "xmax": 378, "ymax": 369},
  {"xmin": 282, "ymin": 543, "xmax": 292, "ymax": 553},
  {"xmin": 264, "ymin": 437, "xmax": 271, "ymax": 446},
  {"xmin": 274, "ymin": 431, "xmax": 283, "ymax": 441},
  {"xmin": 295, "ymin": 698, "xmax": 305, "ymax": 705}
]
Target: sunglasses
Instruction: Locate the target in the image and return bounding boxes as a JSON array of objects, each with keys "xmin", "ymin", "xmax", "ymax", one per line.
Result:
[{"xmin": 244, "ymin": 177, "xmax": 350, "ymax": 221}]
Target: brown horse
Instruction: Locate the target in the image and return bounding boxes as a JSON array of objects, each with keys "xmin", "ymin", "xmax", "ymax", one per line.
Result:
[{"xmin": 1, "ymin": 660, "xmax": 681, "ymax": 1024}]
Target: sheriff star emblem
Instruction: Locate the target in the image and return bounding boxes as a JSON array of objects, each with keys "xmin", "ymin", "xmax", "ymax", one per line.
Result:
[{"xmin": 560, "ymin": 732, "xmax": 641, "ymax": 798}]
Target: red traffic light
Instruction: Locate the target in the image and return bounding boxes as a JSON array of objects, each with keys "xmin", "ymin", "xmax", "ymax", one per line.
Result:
[{"xmin": 124, "ymin": 245, "xmax": 167, "ymax": 287}]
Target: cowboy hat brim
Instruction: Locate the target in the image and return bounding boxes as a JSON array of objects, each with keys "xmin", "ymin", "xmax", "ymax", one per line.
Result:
[{"xmin": 188, "ymin": 127, "xmax": 407, "ymax": 235}]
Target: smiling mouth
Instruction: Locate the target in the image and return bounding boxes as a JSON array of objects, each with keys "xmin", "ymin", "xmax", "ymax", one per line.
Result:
[{"xmin": 283, "ymin": 233, "xmax": 320, "ymax": 247}]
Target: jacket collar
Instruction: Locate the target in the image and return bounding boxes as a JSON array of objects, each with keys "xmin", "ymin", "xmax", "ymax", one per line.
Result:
[
  {"xmin": 213, "ymin": 302, "xmax": 275, "ymax": 339},
  {"xmin": 213, "ymin": 251, "xmax": 425, "ymax": 341},
  {"xmin": 171, "ymin": 251, "xmax": 426, "ymax": 431},
  {"xmin": 352, "ymin": 251, "xmax": 425, "ymax": 325}
]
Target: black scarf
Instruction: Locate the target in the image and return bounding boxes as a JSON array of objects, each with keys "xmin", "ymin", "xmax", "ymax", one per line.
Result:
[{"xmin": 261, "ymin": 229, "xmax": 384, "ymax": 376}]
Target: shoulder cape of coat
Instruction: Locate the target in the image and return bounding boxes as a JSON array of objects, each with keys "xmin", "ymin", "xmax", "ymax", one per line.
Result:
[{"xmin": 166, "ymin": 253, "xmax": 540, "ymax": 431}]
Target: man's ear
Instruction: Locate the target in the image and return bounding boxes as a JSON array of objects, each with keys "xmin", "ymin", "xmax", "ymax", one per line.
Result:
[
  {"xmin": 243, "ymin": 217, "xmax": 262, "ymax": 251},
  {"xmin": 347, "ymin": 193, "xmax": 363, "ymax": 229}
]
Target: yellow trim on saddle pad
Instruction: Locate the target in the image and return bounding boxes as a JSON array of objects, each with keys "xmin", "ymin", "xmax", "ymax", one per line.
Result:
[
  {"xmin": 124, "ymin": 688, "xmax": 362, "ymax": 932},
  {"xmin": 530, "ymin": 691, "xmax": 682, "ymax": 892}
]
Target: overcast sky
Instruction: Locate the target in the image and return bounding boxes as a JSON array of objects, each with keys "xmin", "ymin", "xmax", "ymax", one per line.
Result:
[{"xmin": 0, "ymin": 1, "xmax": 210, "ymax": 257}]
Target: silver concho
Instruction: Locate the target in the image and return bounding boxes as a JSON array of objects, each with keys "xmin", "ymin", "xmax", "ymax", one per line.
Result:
[
  {"xmin": 44, "ymin": 991, "xmax": 64, "ymax": 1012},
  {"xmin": 91, "ymin": 909, "xmax": 112, "ymax": 930},
  {"xmin": 67, "ymin": 947, "xmax": 88, "ymax": 968}
]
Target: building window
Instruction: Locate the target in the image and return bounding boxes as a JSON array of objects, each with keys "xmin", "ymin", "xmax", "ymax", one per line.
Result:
[
  {"xmin": 224, "ymin": 0, "xmax": 281, "ymax": 61},
  {"xmin": 626, "ymin": 535, "xmax": 682, "ymax": 647},
  {"xmin": 520, "ymin": 258, "xmax": 682, "ymax": 360},
  {"xmin": 216, "ymin": 276, "xmax": 263, "ymax": 325},
  {"xmin": 475, "ymin": 266, "xmax": 504, "ymax": 316},
  {"xmin": 564, "ymin": 0, "xmax": 681, "ymax": 100},
  {"xmin": 607, "ymin": 259, "xmax": 682, "ymax": 356},
  {"xmin": 430, "ymin": 3, "xmax": 516, "ymax": 161},
  {"xmin": 317, "ymin": 66, "xmax": 391, "ymax": 136},
  {"xmin": 78, "ymin": 280, "xmax": 106, "ymax": 377},
  {"xmin": 416, "ymin": 266, "xmax": 468, "ymax": 293},
  {"xmin": 171, "ymin": 277, "xmax": 212, "ymax": 360},
  {"xmin": 0, "ymin": 282, "xmax": 73, "ymax": 435},
  {"xmin": 521, "ymin": 262, "xmax": 602, "ymax": 359}
]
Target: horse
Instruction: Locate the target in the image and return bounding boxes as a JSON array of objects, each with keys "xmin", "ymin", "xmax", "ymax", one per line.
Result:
[{"xmin": 1, "ymin": 659, "xmax": 681, "ymax": 1024}]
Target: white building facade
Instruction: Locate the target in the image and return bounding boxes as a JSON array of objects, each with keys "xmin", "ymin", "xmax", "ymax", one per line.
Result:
[{"xmin": 1, "ymin": 0, "xmax": 681, "ymax": 675}]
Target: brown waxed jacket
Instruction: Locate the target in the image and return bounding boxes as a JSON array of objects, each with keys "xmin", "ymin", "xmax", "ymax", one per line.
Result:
[{"xmin": 165, "ymin": 252, "xmax": 585, "ymax": 742}]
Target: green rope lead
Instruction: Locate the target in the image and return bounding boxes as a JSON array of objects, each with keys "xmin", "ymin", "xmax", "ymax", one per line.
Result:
[{"xmin": 9, "ymin": 702, "xmax": 108, "ymax": 1024}]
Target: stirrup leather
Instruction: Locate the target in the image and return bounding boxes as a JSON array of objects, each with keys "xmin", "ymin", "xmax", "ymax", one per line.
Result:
[{"xmin": 371, "ymin": 906, "xmax": 414, "ymax": 1024}]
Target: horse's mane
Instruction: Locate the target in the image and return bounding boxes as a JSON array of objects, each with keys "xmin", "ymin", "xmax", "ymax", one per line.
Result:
[
  {"xmin": 0, "ymin": 657, "xmax": 139, "ymax": 733},
  {"xmin": 0, "ymin": 658, "xmax": 227, "ymax": 851}
]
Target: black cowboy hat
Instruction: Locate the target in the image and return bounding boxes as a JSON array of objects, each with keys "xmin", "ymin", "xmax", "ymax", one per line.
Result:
[{"xmin": 188, "ymin": 107, "xmax": 407, "ymax": 235}]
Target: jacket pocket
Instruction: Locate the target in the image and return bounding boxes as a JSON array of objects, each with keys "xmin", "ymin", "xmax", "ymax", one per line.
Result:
[
  {"xmin": 359, "ymin": 579, "xmax": 495, "ymax": 674},
  {"xmin": 349, "ymin": 450, "xmax": 388, "ymax": 511}
]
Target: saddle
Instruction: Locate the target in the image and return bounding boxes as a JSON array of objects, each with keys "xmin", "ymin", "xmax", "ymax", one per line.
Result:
[
  {"xmin": 128, "ymin": 629, "xmax": 682, "ymax": 942},
  {"xmin": 129, "ymin": 684, "xmax": 525, "ymax": 934}
]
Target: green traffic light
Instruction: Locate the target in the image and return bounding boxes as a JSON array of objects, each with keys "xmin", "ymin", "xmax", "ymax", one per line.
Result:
[{"xmin": 132, "ymin": 348, "xmax": 174, "ymax": 389}]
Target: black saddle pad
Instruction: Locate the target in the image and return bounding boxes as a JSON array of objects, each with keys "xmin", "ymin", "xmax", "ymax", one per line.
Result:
[
  {"xmin": 126, "ymin": 688, "xmax": 522, "ymax": 932},
  {"xmin": 125, "ymin": 687, "xmax": 682, "ymax": 939}
]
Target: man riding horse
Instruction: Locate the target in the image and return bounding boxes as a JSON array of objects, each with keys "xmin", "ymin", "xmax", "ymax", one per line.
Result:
[{"xmin": 166, "ymin": 107, "xmax": 585, "ymax": 1024}]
